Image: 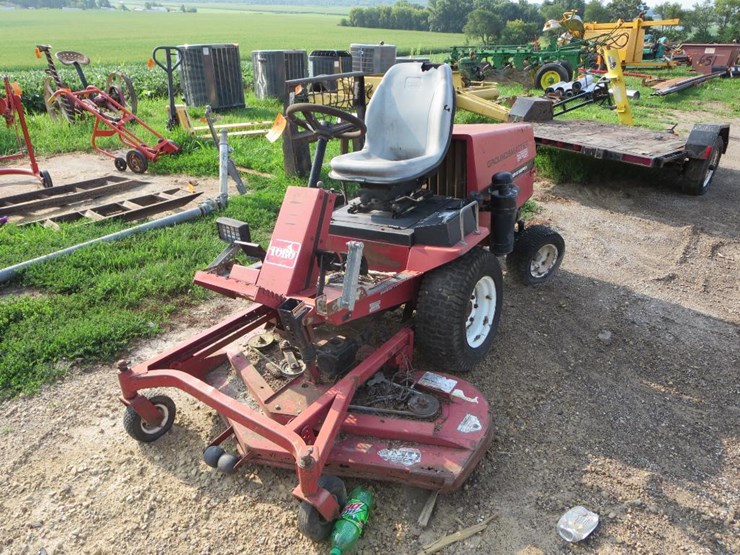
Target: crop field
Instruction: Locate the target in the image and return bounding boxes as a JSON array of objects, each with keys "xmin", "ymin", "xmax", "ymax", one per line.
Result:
[{"xmin": 0, "ymin": 9, "xmax": 463, "ymax": 70}]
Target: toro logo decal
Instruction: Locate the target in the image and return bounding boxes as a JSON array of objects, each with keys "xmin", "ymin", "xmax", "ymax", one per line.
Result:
[{"xmin": 265, "ymin": 239, "xmax": 301, "ymax": 269}]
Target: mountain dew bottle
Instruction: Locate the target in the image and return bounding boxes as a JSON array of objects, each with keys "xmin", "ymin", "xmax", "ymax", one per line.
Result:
[{"xmin": 329, "ymin": 486, "xmax": 374, "ymax": 555}]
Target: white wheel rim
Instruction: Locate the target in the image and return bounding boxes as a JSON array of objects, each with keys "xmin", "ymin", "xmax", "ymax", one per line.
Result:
[
  {"xmin": 466, "ymin": 275, "xmax": 497, "ymax": 348},
  {"xmin": 530, "ymin": 244, "xmax": 559, "ymax": 278},
  {"xmin": 140, "ymin": 404, "xmax": 168, "ymax": 435}
]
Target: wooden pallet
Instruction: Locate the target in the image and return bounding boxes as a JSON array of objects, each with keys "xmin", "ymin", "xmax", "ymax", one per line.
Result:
[
  {"xmin": 20, "ymin": 189, "xmax": 202, "ymax": 227},
  {"xmin": 0, "ymin": 175, "xmax": 147, "ymax": 217}
]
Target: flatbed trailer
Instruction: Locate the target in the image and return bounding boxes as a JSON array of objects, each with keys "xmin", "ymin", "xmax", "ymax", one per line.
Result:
[{"xmin": 530, "ymin": 119, "xmax": 730, "ymax": 195}]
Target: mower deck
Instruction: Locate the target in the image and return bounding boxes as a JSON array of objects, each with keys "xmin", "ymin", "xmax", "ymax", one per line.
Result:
[
  {"xmin": 119, "ymin": 304, "xmax": 493, "ymax": 517},
  {"xmin": 223, "ymin": 349, "xmax": 493, "ymax": 493}
]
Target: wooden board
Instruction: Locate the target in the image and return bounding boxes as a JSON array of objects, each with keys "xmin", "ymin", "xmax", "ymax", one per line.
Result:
[{"xmin": 20, "ymin": 189, "xmax": 202, "ymax": 226}]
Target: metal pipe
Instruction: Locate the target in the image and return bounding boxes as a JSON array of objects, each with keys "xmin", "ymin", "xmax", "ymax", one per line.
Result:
[
  {"xmin": 0, "ymin": 198, "xmax": 222, "ymax": 284},
  {"xmin": 609, "ymin": 88, "xmax": 640, "ymax": 99},
  {"xmin": 219, "ymin": 129, "xmax": 229, "ymax": 202}
]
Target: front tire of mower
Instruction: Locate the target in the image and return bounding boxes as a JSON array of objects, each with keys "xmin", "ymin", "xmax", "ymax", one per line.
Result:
[
  {"xmin": 416, "ymin": 248, "xmax": 503, "ymax": 373},
  {"xmin": 123, "ymin": 395, "xmax": 176, "ymax": 443},
  {"xmin": 680, "ymin": 136, "xmax": 723, "ymax": 195},
  {"xmin": 297, "ymin": 475, "xmax": 347, "ymax": 541},
  {"xmin": 507, "ymin": 225, "xmax": 565, "ymax": 286}
]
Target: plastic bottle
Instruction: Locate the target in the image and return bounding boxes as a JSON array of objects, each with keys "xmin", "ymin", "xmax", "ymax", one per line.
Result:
[{"xmin": 329, "ymin": 486, "xmax": 374, "ymax": 555}]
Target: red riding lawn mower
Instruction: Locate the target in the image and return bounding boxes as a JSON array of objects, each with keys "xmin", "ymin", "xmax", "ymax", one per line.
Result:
[{"xmin": 117, "ymin": 62, "xmax": 565, "ymax": 541}]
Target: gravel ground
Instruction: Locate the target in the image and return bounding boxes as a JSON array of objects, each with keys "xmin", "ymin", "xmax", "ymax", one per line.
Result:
[{"xmin": 1, "ymin": 122, "xmax": 738, "ymax": 555}]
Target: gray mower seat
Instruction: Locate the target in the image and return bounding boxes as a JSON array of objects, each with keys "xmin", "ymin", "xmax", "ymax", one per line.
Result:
[{"xmin": 329, "ymin": 63, "xmax": 455, "ymax": 185}]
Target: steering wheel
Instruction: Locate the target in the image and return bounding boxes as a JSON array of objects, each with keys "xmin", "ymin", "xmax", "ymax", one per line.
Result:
[{"xmin": 285, "ymin": 103, "xmax": 366, "ymax": 141}]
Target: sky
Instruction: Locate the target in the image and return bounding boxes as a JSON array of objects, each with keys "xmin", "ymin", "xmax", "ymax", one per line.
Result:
[{"xmin": 642, "ymin": 0, "xmax": 704, "ymax": 9}]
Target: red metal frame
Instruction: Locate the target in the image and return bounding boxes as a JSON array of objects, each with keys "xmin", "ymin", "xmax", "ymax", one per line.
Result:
[
  {"xmin": 119, "ymin": 306, "xmax": 493, "ymax": 520},
  {"xmin": 49, "ymin": 86, "xmax": 178, "ymax": 163},
  {"xmin": 0, "ymin": 77, "xmax": 47, "ymax": 186}
]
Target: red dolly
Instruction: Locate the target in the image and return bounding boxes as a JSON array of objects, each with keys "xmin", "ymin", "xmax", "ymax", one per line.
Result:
[
  {"xmin": 117, "ymin": 63, "xmax": 565, "ymax": 540},
  {"xmin": 1, "ymin": 76, "xmax": 52, "ymax": 189},
  {"xmin": 49, "ymin": 86, "xmax": 179, "ymax": 174}
]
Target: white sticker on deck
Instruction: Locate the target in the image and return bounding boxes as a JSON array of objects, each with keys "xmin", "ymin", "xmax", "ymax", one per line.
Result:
[
  {"xmin": 418, "ymin": 372, "xmax": 457, "ymax": 393},
  {"xmin": 457, "ymin": 414, "xmax": 482, "ymax": 434},
  {"xmin": 452, "ymin": 389, "xmax": 479, "ymax": 404},
  {"xmin": 377, "ymin": 447, "xmax": 421, "ymax": 466}
]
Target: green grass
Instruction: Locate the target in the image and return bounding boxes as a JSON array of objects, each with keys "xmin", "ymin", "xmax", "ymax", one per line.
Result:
[
  {"xmin": 0, "ymin": 174, "xmax": 289, "ymax": 398},
  {"xmin": 0, "ymin": 10, "xmax": 462, "ymax": 71},
  {"xmin": 196, "ymin": 3, "xmax": 351, "ymax": 15}
]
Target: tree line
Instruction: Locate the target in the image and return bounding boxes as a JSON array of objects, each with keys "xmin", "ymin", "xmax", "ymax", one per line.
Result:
[{"xmin": 341, "ymin": 0, "xmax": 740, "ymax": 44}]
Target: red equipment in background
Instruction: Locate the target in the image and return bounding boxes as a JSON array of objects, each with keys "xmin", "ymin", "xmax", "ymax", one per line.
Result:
[
  {"xmin": 682, "ymin": 43, "xmax": 740, "ymax": 75},
  {"xmin": 49, "ymin": 86, "xmax": 179, "ymax": 174},
  {"xmin": 0, "ymin": 76, "xmax": 52, "ymax": 188}
]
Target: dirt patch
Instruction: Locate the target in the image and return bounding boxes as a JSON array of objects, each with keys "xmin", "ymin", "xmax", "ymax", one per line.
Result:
[{"xmin": 1, "ymin": 131, "xmax": 738, "ymax": 554}]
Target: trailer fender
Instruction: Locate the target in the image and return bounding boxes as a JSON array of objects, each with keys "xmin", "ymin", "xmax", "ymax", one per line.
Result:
[{"xmin": 685, "ymin": 123, "xmax": 730, "ymax": 159}]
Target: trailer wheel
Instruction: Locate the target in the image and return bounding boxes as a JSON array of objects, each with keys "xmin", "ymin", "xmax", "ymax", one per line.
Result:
[
  {"xmin": 203, "ymin": 446, "xmax": 224, "ymax": 468},
  {"xmin": 534, "ymin": 63, "xmax": 570, "ymax": 90},
  {"xmin": 126, "ymin": 150, "xmax": 148, "ymax": 174},
  {"xmin": 123, "ymin": 395, "xmax": 176, "ymax": 443},
  {"xmin": 416, "ymin": 248, "xmax": 503, "ymax": 373},
  {"xmin": 507, "ymin": 225, "xmax": 565, "ymax": 286},
  {"xmin": 297, "ymin": 475, "xmax": 347, "ymax": 541},
  {"xmin": 40, "ymin": 170, "xmax": 53, "ymax": 189},
  {"xmin": 114, "ymin": 157, "xmax": 127, "ymax": 172},
  {"xmin": 680, "ymin": 136, "xmax": 724, "ymax": 196}
]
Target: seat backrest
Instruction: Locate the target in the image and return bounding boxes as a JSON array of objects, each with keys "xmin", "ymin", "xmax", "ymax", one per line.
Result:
[{"xmin": 364, "ymin": 63, "xmax": 454, "ymax": 163}]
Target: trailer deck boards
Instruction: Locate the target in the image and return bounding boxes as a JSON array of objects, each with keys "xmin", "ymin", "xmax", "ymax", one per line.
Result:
[{"xmin": 531, "ymin": 119, "xmax": 688, "ymax": 167}]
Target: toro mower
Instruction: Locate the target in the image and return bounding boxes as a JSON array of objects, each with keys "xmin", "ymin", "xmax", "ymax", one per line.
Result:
[{"xmin": 117, "ymin": 62, "xmax": 564, "ymax": 540}]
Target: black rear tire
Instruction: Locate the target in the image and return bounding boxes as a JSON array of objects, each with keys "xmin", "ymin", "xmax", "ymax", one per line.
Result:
[
  {"xmin": 680, "ymin": 136, "xmax": 723, "ymax": 196},
  {"xmin": 297, "ymin": 475, "xmax": 347, "ymax": 541},
  {"xmin": 416, "ymin": 248, "xmax": 503, "ymax": 373},
  {"xmin": 123, "ymin": 395, "xmax": 176, "ymax": 443},
  {"xmin": 507, "ymin": 225, "xmax": 565, "ymax": 286}
]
